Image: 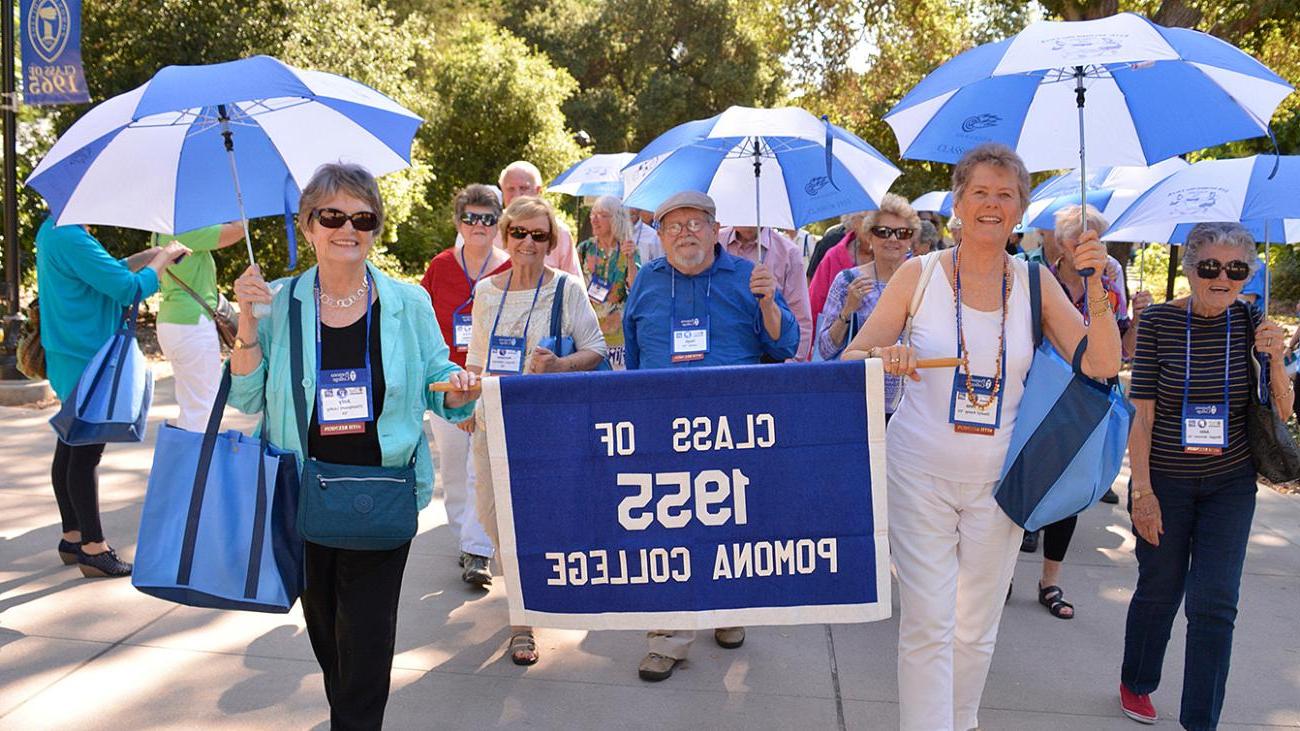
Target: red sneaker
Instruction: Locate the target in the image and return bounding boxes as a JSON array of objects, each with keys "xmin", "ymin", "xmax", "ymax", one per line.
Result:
[{"xmin": 1120, "ymin": 683, "xmax": 1158, "ymax": 724}]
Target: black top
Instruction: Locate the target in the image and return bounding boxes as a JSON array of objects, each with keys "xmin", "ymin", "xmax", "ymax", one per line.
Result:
[
  {"xmin": 307, "ymin": 301, "xmax": 385, "ymax": 467},
  {"xmin": 1130, "ymin": 301, "xmax": 1258, "ymax": 478},
  {"xmin": 806, "ymin": 224, "xmax": 847, "ymax": 279}
]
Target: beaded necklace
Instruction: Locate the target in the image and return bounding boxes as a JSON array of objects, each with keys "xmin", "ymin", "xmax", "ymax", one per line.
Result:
[{"xmin": 952, "ymin": 248, "xmax": 1010, "ymax": 409}]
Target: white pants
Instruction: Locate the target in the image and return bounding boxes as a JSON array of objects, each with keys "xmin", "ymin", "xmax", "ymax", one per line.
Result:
[
  {"xmin": 156, "ymin": 318, "xmax": 222, "ymax": 432},
  {"xmin": 429, "ymin": 413, "xmax": 493, "ymax": 557},
  {"xmin": 888, "ymin": 460, "xmax": 1022, "ymax": 731}
]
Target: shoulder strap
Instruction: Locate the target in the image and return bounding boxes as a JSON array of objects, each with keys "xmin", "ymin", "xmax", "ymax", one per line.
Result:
[
  {"xmin": 549, "ymin": 274, "xmax": 566, "ymax": 340},
  {"xmin": 166, "ymin": 270, "xmax": 222, "ymax": 322},
  {"xmin": 903, "ymin": 251, "xmax": 943, "ymax": 345},
  {"xmin": 1028, "ymin": 260, "xmax": 1043, "ymax": 349},
  {"xmin": 288, "ymin": 275, "xmax": 310, "ymax": 455}
]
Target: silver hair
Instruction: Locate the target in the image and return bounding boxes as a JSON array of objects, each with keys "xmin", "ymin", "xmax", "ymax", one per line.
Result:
[
  {"xmin": 591, "ymin": 195, "xmax": 633, "ymax": 243},
  {"xmin": 1181, "ymin": 222, "xmax": 1259, "ymax": 277},
  {"xmin": 299, "ymin": 162, "xmax": 384, "ymax": 238},
  {"xmin": 951, "ymin": 142, "xmax": 1031, "ymax": 213},
  {"xmin": 918, "ymin": 220, "xmax": 941, "ymax": 247},
  {"xmin": 498, "ymin": 160, "xmax": 543, "ymax": 187},
  {"xmin": 859, "ymin": 193, "xmax": 921, "ymax": 234},
  {"xmin": 1054, "ymin": 203, "xmax": 1108, "ymax": 242}
]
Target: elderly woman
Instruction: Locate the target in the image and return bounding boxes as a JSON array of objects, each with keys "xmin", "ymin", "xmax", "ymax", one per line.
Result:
[
  {"xmin": 230, "ymin": 163, "xmax": 479, "ymax": 729},
  {"xmin": 817, "ymin": 196, "xmax": 919, "ymax": 414},
  {"xmin": 808, "ymin": 208, "xmax": 878, "ymax": 314},
  {"xmin": 419, "ymin": 184, "xmax": 511, "ymax": 588},
  {"xmin": 36, "ymin": 221, "xmax": 189, "ymax": 577},
  {"xmin": 1120, "ymin": 222, "xmax": 1290, "ymax": 729},
  {"xmin": 467, "ymin": 195, "xmax": 607, "ymax": 666},
  {"xmin": 577, "ymin": 194, "xmax": 639, "ymax": 369},
  {"xmin": 1016, "ymin": 204, "xmax": 1149, "ymax": 616},
  {"xmin": 912, "ymin": 219, "xmax": 943, "ymax": 256},
  {"xmin": 843, "ymin": 143, "xmax": 1122, "ymax": 731}
]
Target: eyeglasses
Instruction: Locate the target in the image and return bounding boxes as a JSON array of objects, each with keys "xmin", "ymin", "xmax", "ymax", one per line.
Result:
[
  {"xmin": 508, "ymin": 226, "xmax": 551, "ymax": 243},
  {"xmin": 661, "ymin": 218, "xmax": 711, "ymax": 237},
  {"xmin": 1195, "ymin": 258, "xmax": 1252, "ymax": 281},
  {"xmin": 313, "ymin": 208, "xmax": 379, "ymax": 232},
  {"xmin": 459, "ymin": 212, "xmax": 499, "ymax": 227},
  {"xmin": 870, "ymin": 225, "xmax": 915, "ymax": 241}
]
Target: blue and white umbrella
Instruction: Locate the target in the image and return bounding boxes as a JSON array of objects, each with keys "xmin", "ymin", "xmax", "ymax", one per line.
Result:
[
  {"xmin": 26, "ymin": 55, "xmax": 422, "ymax": 268},
  {"xmin": 548, "ymin": 153, "xmax": 636, "ymax": 198},
  {"xmin": 1022, "ymin": 157, "xmax": 1187, "ymax": 230},
  {"xmin": 620, "ymin": 106, "xmax": 900, "ymax": 231},
  {"xmin": 911, "ymin": 190, "xmax": 953, "ymax": 216}
]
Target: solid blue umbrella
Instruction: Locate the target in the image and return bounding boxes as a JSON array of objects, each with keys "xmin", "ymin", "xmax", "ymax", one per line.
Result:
[
  {"xmin": 620, "ymin": 106, "xmax": 900, "ymax": 236},
  {"xmin": 26, "ymin": 55, "xmax": 423, "ymax": 268}
]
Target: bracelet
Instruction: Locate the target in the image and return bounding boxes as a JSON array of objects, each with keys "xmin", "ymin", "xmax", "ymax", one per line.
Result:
[
  {"xmin": 1131, "ymin": 486, "xmax": 1149, "ymax": 500},
  {"xmin": 838, "ymin": 313, "xmax": 852, "ymax": 325},
  {"xmin": 1089, "ymin": 297, "xmax": 1112, "ymax": 316}
]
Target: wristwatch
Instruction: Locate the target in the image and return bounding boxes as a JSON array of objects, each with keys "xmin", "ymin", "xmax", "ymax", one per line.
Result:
[
  {"xmin": 838, "ymin": 312, "xmax": 853, "ymax": 325},
  {"xmin": 1130, "ymin": 486, "xmax": 1148, "ymax": 501},
  {"xmin": 233, "ymin": 336, "xmax": 259, "ymax": 351}
]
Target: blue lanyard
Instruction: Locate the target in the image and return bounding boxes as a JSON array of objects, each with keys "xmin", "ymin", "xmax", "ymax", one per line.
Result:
[
  {"xmin": 488, "ymin": 268, "xmax": 547, "ymax": 344},
  {"xmin": 952, "ymin": 250, "xmax": 1008, "ymax": 363},
  {"xmin": 454, "ymin": 247, "xmax": 494, "ymax": 317},
  {"xmin": 670, "ymin": 266, "xmax": 713, "ymax": 322},
  {"xmin": 1183, "ymin": 304, "xmax": 1231, "ymax": 409},
  {"xmin": 314, "ymin": 270, "xmax": 373, "ymax": 372}
]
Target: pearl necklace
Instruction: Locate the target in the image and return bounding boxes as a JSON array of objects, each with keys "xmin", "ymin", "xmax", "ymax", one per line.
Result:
[{"xmin": 319, "ymin": 281, "xmax": 369, "ymax": 309}]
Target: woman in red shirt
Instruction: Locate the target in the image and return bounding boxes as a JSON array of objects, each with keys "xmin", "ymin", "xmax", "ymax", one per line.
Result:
[{"xmin": 420, "ymin": 184, "xmax": 511, "ymax": 586}]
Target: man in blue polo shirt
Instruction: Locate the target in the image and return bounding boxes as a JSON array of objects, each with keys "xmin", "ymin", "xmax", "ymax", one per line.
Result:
[{"xmin": 622, "ymin": 191, "xmax": 799, "ymax": 681}]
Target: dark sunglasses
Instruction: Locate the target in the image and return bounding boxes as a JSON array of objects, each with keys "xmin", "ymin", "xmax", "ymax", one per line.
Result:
[
  {"xmin": 870, "ymin": 225, "xmax": 915, "ymax": 241},
  {"xmin": 313, "ymin": 208, "xmax": 379, "ymax": 232},
  {"xmin": 508, "ymin": 226, "xmax": 551, "ymax": 243},
  {"xmin": 459, "ymin": 211, "xmax": 499, "ymax": 227},
  {"xmin": 1195, "ymin": 258, "xmax": 1251, "ymax": 281}
]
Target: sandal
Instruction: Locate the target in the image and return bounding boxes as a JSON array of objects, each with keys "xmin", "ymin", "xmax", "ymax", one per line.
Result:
[
  {"xmin": 1038, "ymin": 584, "xmax": 1074, "ymax": 619},
  {"xmin": 509, "ymin": 631, "xmax": 538, "ymax": 666}
]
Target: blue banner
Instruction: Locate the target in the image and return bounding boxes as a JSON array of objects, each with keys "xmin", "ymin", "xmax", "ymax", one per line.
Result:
[
  {"xmin": 481, "ymin": 360, "xmax": 890, "ymax": 630},
  {"xmin": 20, "ymin": 0, "xmax": 90, "ymax": 106}
]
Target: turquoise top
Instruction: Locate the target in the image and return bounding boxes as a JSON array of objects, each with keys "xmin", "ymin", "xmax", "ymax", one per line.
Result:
[
  {"xmin": 34, "ymin": 219, "xmax": 160, "ymax": 401},
  {"xmin": 228, "ymin": 263, "xmax": 475, "ymax": 509}
]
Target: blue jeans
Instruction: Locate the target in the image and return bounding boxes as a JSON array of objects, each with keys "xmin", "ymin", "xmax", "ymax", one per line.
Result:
[{"xmin": 1121, "ymin": 463, "xmax": 1257, "ymax": 731}]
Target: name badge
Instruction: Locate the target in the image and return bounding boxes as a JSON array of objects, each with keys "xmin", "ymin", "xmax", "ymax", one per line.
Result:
[
  {"xmin": 453, "ymin": 312, "xmax": 473, "ymax": 352},
  {"xmin": 317, "ymin": 367, "xmax": 373, "ymax": 435},
  {"xmin": 587, "ymin": 276, "xmax": 612, "ymax": 303},
  {"xmin": 671, "ymin": 317, "xmax": 709, "ymax": 363},
  {"xmin": 488, "ymin": 335, "xmax": 525, "ymax": 375},
  {"xmin": 949, "ymin": 371, "xmax": 1002, "ymax": 435},
  {"xmin": 1182, "ymin": 402, "xmax": 1227, "ymax": 454}
]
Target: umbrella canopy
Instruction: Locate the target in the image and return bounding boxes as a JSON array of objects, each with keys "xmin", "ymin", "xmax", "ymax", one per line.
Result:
[
  {"xmin": 621, "ymin": 106, "xmax": 900, "ymax": 230},
  {"xmin": 1162, "ymin": 218, "xmax": 1300, "ymax": 244},
  {"xmin": 1102, "ymin": 155, "xmax": 1300, "ymax": 242},
  {"xmin": 911, "ymin": 190, "xmax": 953, "ymax": 216},
  {"xmin": 26, "ymin": 55, "xmax": 422, "ymax": 267},
  {"xmin": 548, "ymin": 153, "xmax": 636, "ymax": 198},
  {"xmin": 884, "ymin": 13, "xmax": 1293, "ymax": 171},
  {"xmin": 1022, "ymin": 157, "xmax": 1188, "ymax": 230}
]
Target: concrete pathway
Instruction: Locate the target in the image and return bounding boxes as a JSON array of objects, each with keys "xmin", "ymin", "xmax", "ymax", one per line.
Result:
[{"xmin": 1, "ymin": 368, "xmax": 1297, "ymax": 730}]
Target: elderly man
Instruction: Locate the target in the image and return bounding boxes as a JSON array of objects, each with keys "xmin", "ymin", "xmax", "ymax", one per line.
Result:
[
  {"xmin": 718, "ymin": 225, "xmax": 812, "ymax": 360},
  {"xmin": 622, "ymin": 191, "xmax": 799, "ymax": 681}
]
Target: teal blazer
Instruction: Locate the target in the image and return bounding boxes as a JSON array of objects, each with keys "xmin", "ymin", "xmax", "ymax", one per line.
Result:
[{"xmin": 229, "ymin": 263, "xmax": 475, "ymax": 509}]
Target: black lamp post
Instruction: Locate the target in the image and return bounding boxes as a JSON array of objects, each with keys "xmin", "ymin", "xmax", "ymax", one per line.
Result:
[{"xmin": 0, "ymin": 0, "xmax": 26, "ymax": 381}]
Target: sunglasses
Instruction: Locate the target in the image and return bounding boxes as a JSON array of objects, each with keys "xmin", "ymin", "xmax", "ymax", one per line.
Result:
[
  {"xmin": 870, "ymin": 225, "xmax": 915, "ymax": 241},
  {"xmin": 1195, "ymin": 258, "xmax": 1251, "ymax": 281},
  {"xmin": 508, "ymin": 226, "xmax": 551, "ymax": 243},
  {"xmin": 459, "ymin": 211, "xmax": 499, "ymax": 227},
  {"xmin": 313, "ymin": 208, "xmax": 379, "ymax": 232}
]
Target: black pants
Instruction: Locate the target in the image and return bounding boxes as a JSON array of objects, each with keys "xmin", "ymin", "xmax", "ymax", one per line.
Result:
[
  {"xmin": 51, "ymin": 440, "xmax": 107, "ymax": 544},
  {"xmin": 1041, "ymin": 515, "xmax": 1078, "ymax": 563},
  {"xmin": 302, "ymin": 540, "xmax": 411, "ymax": 731}
]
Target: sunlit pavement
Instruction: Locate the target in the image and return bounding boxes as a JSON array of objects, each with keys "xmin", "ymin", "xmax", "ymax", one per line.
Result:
[{"xmin": 2, "ymin": 368, "xmax": 1297, "ymax": 730}]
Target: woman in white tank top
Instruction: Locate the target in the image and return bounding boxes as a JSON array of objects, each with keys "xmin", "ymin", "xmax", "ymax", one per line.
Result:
[{"xmin": 842, "ymin": 144, "xmax": 1123, "ymax": 731}]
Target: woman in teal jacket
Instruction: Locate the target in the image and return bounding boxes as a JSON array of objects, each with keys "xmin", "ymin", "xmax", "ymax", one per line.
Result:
[
  {"xmin": 230, "ymin": 163, "xmax": 479, "ymax": 730},
  {"xmin": 35, "ymin": 220, "xmax": 188, "ymax": 578}
]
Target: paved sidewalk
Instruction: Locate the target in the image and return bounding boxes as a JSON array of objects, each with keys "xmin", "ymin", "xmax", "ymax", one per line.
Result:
[{"xmin": 1, "ymin": 369, "xmax": 1297, "ymax": 730}]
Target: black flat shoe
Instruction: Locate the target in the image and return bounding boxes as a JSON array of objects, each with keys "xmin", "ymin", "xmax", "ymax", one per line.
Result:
[
  {"xmin": 1020, "ymin": 531, "xmax": 1039, "ymax": 554},
  {"xmin": 1100, "ymin": 488, "xmax": 1120, "ymax": 504},
  {"xmin": 77, "ymin": 547, "xmax": 132, "ymax": 578},
  {"xmin": 58, "ymin": 539, "xmax": 79, "ymax": 565}
]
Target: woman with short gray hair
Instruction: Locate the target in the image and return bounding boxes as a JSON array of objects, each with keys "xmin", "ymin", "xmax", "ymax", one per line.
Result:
[
  {"xmin": 1119, "ymin": 221, "xmax": 1289, "ymax": 727},
  {"xmin": 913, "ymin": 220, "xmax": 942, "ymax": 255}
]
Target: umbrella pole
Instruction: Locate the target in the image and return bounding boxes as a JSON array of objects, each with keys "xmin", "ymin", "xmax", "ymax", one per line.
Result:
[
  {"xmin": 1138, "ymin": 242, "xmax": 1146, "ymax": 293},
  {"xmin": 1264, "ymin": 220, "xmax": 1271, "ymax": 317},
  {"xmin": 1073, "ymin": 66, "xmax": 1096, "ymax": 285},
  {"xmin": 752, "ymin": 136, "xmax": 764, "ymax": 266},
  {"xmin": 217, "ymin": 104, "xmax": 257, "ymax": 268}
]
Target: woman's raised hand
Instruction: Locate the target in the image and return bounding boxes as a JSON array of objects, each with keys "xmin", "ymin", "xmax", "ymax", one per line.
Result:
[{"xmin": 234, "ymin": 265, "xmax": 274, "ymax": 311}]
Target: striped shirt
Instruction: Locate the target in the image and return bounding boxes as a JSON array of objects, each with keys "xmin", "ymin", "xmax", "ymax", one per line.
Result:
[{"xmin": 1130, "ymin": 301, "xmax": 1259, "ymax": 477}]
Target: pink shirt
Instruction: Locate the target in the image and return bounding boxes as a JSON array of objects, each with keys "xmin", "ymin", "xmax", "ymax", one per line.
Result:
[
  {"xmin": 719, "ymin": 227, "xmax": 813, "ymax": 361},
  {"xmin": 808, "ymin": 232, "xmax": 860, "ymax": 326}
]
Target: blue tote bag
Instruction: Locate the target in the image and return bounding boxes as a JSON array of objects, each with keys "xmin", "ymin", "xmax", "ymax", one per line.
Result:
[
  {"xmin": 133, "ymin": 366, "xmax": 304, "ymax": 612},
  {"xmin": 49, "ymin": 292, "xmax": 153, "ymax": 445},
  {"xmin": 994, "ymin": 262, "xmax": 1134, "ymax": 532},
  {"xmin": 538, "ymin": 275, "xmax": 612, "ymax": 370}
]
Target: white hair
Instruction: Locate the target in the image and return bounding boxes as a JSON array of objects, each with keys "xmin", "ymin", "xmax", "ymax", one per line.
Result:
[
  {"xmin": 1054, "ymin": 204, "xmax": 1108, "ymax": 242},
  {"xmin": 498, "ymin": 160, "xmax": 543, "ymax": 187},
  {"xmin": 1181, "ymin": 222, "xmax": 1259, "ymax": 277},
  {"xmin": 591, "ymin": 195, "xmax": 632, "ymax": 243}
]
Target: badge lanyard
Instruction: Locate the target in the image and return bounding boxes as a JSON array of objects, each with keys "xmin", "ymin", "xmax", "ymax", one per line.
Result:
[
  {"xmin": 314, "ymin": 270, "xmax": 375, "ymax": 433},
  {"xmin": 588, "ymin": 242, "xmax": 620, "ymax": 303},
  {"xmin": 451, "ymin": 247, "xmax": 494, "ymax": 351},
  {"xmin": 669, "ymin": 267, "xmax": 713, "ymax": 363},
  {"xmin": 949, "ymin": 250, "xmax": 1008, "ymax": 435},
  {"xmin": 1181, "ymin": 305, "xmax": 1231, "ymax": 454},
  {"xmin": 486, "ymin": 268, "xmax": 546, "ymax": 375}
]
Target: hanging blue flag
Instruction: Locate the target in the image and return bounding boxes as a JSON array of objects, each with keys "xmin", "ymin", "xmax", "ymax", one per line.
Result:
[{"xmin": 20, "ymin": 0, "xmax": 90, "ymax": 106}]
